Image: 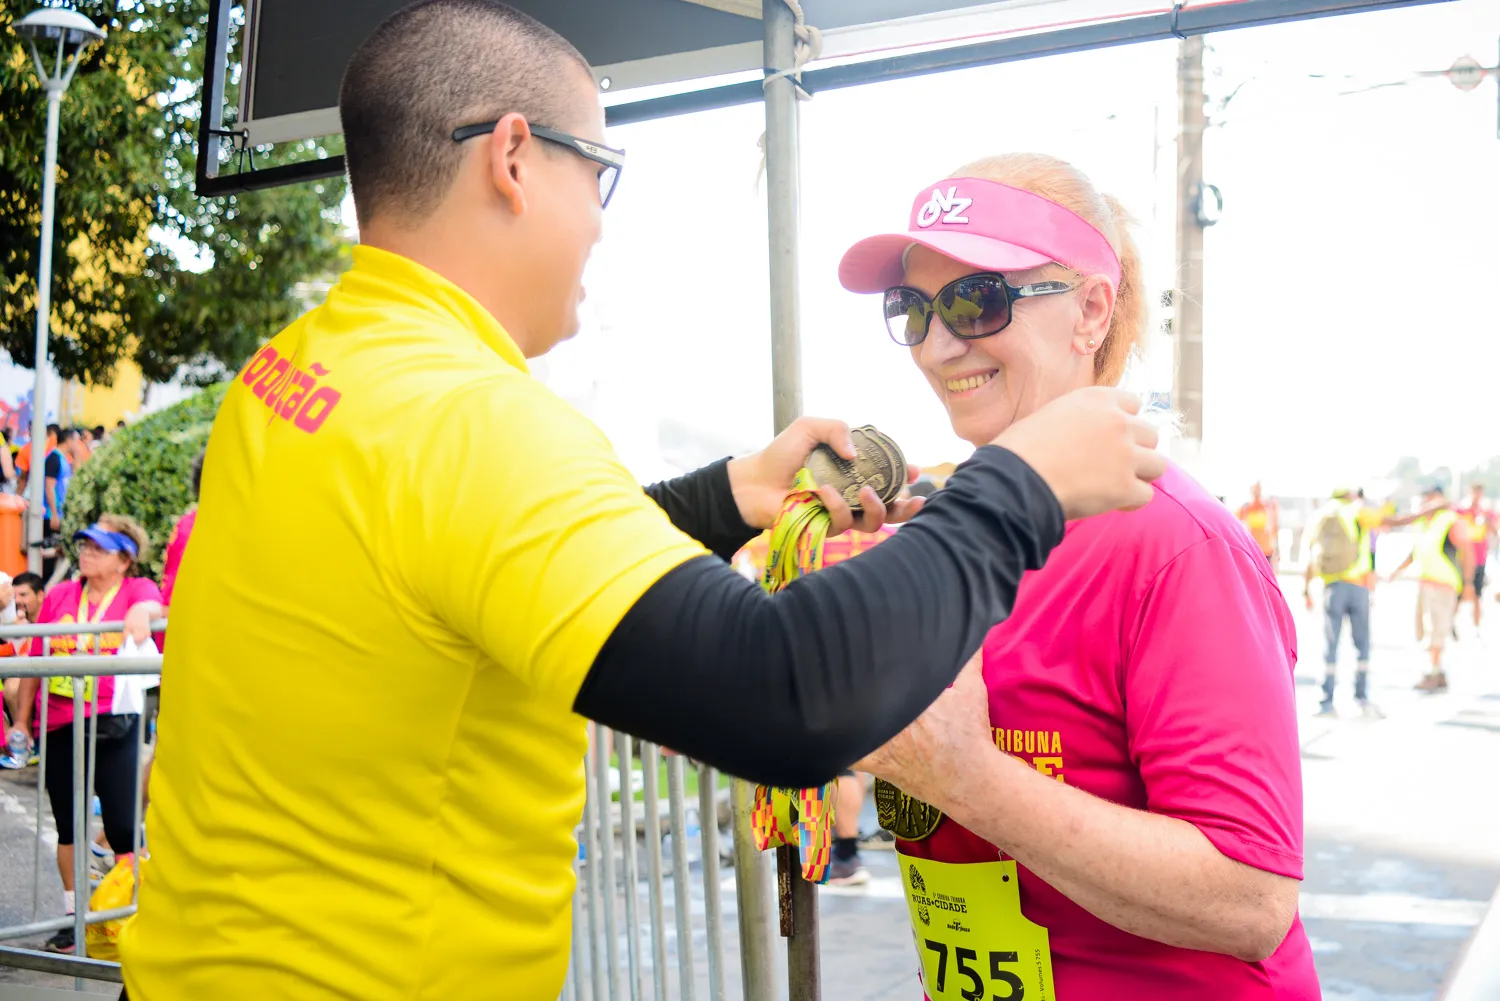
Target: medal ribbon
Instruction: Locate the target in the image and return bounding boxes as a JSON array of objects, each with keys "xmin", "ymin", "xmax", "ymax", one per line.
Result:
[{"xmin": 750, "ymin": 469, "xmax": 838, "ymax": 884}]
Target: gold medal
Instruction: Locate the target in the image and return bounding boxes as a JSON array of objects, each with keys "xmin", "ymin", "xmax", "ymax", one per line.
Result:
[
  {"xmin": 805, "ymin": 426, "xmax": 907, "ymax": 512},
  {"xmin": 874, "ymin": 778, "xmax": 944, "ymax": 841}
]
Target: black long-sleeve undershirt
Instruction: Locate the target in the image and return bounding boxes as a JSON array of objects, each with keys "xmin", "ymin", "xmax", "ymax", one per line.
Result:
[
  {"xmin": 642, "ymin": 458, "xmax": 756, "ymax": 563},
  {"xmin": 575, "ymin": 446, "xmax": 1064, "ymax": 788}
]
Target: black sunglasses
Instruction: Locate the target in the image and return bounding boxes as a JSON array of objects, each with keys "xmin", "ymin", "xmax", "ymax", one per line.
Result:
[
  {"xmin": 451, "ymin": 121, "xmax": 626, "ymax": 208},
  {"xmin": 883, "ymin": 272, "xmax": 1074, "ymax": 347}
]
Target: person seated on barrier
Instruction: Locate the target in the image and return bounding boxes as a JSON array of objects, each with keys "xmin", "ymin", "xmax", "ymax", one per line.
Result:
[
  {"xmin": 842, "ymin": 156, "xmax": 1316, "ymax": 1000},
  {"xmin": 117, "ymin": 5, "xmax": 1164, "ymax": 1000},
  {"xmin": 12, "ymin": 572, "xmax": 44, "ymax": 626},
  {"xmin": 0, "ymin": 573, "xmax": 46, "ymax": 769},
  {"xmin": 13, "ymin": 514, "xmax": 161, "ymax": 955}
]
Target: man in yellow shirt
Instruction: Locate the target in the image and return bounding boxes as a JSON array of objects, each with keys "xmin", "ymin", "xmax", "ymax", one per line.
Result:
[{"xmin": 118, "ymin": 3, "xmax": 1163, "ymax": 998}]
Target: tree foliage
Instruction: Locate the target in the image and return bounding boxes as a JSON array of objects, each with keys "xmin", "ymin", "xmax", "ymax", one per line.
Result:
[
  {"xmin": 0, "ymin": 0, "xmax": 346, "ymax": 388},
  {"xmin": 62, "ymin": 381, "xmax": 224, "ymax": 578}
]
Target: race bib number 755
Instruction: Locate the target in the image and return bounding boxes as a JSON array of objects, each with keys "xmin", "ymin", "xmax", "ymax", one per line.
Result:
[{"xmin": 899, "ymin": 853, "xmax": 1055, "ymax": 1001}]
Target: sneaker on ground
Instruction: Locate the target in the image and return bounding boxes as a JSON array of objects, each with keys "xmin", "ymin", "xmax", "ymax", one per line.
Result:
[
  {"xmin": 858, "ymin": 829, "xmax": 895, "ymax": 852},
  {"xmin": 43, "ymin": 926, "xmax": 74, "ymax": 955},
  {"xmin": 1357, "ymin": 700, "xmax": 1386, "ymax": 720},
  {"xmin": 1313, "ymin": 704, "xmax": 1337, "ymax": 719},
  {"xmin": 1415, "ymin": 673, "xmax": 1449, "ymax": 693},
  {"xmin": 827, "ymin": 857, "xmax": 870, "ymax": 887},
  {"xmin": 0, "ymin": 753, "xmax": 27, "ymax": 770}
]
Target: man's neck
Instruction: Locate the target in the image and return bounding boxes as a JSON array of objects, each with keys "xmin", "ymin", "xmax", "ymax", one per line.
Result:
[{"xmin": 360, "ymin": 217, "xmax": 539, "ymax": 357}]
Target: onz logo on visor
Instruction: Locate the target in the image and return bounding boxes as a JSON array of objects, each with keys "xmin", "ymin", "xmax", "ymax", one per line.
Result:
[{"xmin": 916, "ymin": 187, "xmax": 972, "ymax": 228}]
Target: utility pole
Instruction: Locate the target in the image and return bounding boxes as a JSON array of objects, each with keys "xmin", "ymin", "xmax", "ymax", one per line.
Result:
[{"xmin": 1174, "ymin": 35, "xmax": 1206, "ymax": 460}]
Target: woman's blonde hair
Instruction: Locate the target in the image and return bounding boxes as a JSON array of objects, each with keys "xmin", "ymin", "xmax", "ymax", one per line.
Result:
[
  {"xmin": 952, "ymin": 153, "xmax": 1146, "ymax": 387},
  {"xmin": 97, "ymin": 514, "xmax": 150, "ymax": 573}
]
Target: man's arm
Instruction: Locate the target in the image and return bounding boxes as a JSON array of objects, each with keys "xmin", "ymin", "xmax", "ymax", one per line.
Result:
[
  {"xmin": 642, "ymin": 460, "xmax": 754, "ymax": 562},
  {"xmin": 405, "ymin": 382, "xmax": 1159, "ymax": 790},
  {"xmin": 579, "ymin": 445, "xmax": 1062, "ymax": 787},
  {"xmin": 1383, "ymin": 504, "xmax": 1447, "ymax": 530}
]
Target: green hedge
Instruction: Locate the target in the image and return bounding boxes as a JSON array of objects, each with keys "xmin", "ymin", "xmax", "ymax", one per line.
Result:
[{"xmin": 61, "ymin": 384, "xmax": 228, "ymax": 580}]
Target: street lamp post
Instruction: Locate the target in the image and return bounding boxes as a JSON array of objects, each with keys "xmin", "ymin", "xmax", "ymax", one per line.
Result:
[{"xmin": 11, "ymin": 9, "xmax": 106, "ymax": 574}]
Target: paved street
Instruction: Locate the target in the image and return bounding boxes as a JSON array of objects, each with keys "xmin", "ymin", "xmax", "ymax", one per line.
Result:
[{"xmin": 0, "ymin": 577, "xmax": 1492, "ymax": 998}]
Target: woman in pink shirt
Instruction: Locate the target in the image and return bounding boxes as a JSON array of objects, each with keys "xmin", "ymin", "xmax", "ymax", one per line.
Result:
[
  {"xmin": 13, "ymin": 514, "xmax": 163, "ymax": 953},
  {"xmin": 842, "ymin": 155, "xmax": 1316, "ymax": 999}
]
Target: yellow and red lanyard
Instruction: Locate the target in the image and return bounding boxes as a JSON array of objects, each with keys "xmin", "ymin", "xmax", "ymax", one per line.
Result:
[
  {"xmin": 46, "ymin": 583, "xmax": 121, "ymax": 702},
  {"xmin": 749, "ymin": 469, "xmax": 838, "ymax": 883}
]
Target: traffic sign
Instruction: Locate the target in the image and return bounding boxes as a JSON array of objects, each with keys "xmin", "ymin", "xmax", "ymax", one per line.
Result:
[{"xmin": 1447, "ymin": 55, "xmax": 1486, "ymax": 92}]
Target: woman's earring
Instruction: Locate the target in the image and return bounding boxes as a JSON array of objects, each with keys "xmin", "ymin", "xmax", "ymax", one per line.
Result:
[{"xmin": 1086, "ymin": 339, "xmax": 1096, "ymax": 351}]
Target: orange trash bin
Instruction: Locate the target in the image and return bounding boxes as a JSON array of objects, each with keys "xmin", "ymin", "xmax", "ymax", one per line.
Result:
[{"xmin": 0, "ymin": 495, "xmax": 27, "ymax": 578}]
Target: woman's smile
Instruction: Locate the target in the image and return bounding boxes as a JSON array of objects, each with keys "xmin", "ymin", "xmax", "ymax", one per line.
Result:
[{"xmin": 943, "ymin": 369, "xmax": 999, "ymax": 398}]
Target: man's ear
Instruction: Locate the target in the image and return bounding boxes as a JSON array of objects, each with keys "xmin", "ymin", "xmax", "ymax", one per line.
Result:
[{"xmin": 486, "ymin": 112, "xmax": 532, "ymax": 217}]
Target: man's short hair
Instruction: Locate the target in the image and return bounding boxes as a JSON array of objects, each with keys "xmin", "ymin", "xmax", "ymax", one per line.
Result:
[
  {"xmin": 339, "ymin": 0, "xmax": 593, "ymax": 227},
  {"xmin": 59, "ymin": 428, "xmax": 79, "ymax": 444},
  {"xmin": 45, "ymin": 424, "xmax": 59, "ymax": 440},
  {"xmin": 12, "ymin": 572, "xmax": 43, "ymax": 594}
]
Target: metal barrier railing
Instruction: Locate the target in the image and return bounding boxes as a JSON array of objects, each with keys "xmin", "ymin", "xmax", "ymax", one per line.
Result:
[
  {"xmin": 0, "ymin": 619, "xmax": 165, "ymax": 991},
  {"xmin": 567, "ymin": 727, "xmax": 735, "ymax": 1001}
]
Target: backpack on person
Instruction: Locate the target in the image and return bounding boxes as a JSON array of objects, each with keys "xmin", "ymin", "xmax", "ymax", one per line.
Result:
[{"xmin": 1315, "ymin": 508, "xmax": 1361, "ymax": 577}]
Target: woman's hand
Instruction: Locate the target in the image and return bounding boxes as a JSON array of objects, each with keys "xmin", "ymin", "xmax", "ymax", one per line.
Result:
[
  {"xmin": 853, "ymin": 652, "xmax": 994, "ymax": 809},
  {"xmin": 123, "ymin": 603, "xmax": 153, "ymax": 645},
  {"xmin": 727, "ymin": 417, "xmax": 924, "ymax": 535}
]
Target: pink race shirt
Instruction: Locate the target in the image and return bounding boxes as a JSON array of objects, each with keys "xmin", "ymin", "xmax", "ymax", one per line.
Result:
[
  {"xmin": 899, "ymin": 464, "xmax": 1318, "ymax": 1000},
  {"xmin": 30, "ymin": 577, "xmax": 165, "ymax": 731},
  {"xmin": 161, "ymin": 509, "xmax": 197, "ymax": 606}
]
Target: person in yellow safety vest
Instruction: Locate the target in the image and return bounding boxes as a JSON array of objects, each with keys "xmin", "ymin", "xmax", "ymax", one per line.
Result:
[
  {"xmin": 1386, "ymin": 484, "xmax": 1473, "ymax": 694},
  {"xmin": 1304, "ymin": 488, "xmax": 1378, "ymax": 718}
]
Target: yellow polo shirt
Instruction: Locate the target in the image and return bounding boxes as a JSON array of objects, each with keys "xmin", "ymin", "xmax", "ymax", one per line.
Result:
[{"xmin": 120, "ymin": 247, "xmax": 707, "ymax": 1000}]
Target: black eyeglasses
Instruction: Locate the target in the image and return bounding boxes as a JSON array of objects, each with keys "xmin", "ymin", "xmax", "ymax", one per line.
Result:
[
  {"xmin": 451, "ymin": 121, "xmax": 626, "ymax": 208},
  {"xmin": 883, "ymin": 272, "xmax": 1074, "ymax": 346}
]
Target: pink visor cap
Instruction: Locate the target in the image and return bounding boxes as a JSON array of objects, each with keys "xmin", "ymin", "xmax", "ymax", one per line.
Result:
[{"xmin": 838, "ymin": 177, "xmax": 1121, "ymax": 294}]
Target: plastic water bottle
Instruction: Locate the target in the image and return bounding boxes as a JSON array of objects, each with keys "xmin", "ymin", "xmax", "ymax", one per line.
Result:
[{"xmin": 6, "ymin": 729, "xmax": 27, "ymax": 759}]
